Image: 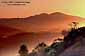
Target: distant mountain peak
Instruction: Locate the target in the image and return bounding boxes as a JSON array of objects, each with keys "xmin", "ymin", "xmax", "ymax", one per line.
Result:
[
  {"xmin": 50, "ymin": 12, "xmax": 66, "ymax": 16},
  {"xmin": 39, "ymin": 13, "xmax": 48, "ymax": 15}
]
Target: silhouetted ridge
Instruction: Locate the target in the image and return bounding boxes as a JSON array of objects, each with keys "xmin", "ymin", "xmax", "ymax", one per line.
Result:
[{"xmin": 50, "ymin": 12, "xmax": 66, "ymax": 16}]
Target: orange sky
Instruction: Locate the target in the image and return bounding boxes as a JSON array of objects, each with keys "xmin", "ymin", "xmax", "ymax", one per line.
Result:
[{"xmin": 0, "ymin": 0, "xmax": 85, "ymax": 18}]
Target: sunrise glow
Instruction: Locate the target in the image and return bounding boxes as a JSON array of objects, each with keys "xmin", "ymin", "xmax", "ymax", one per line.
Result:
[{"xmin": 78, "ymin": 22, "xmax": 85, "ymax": 27}]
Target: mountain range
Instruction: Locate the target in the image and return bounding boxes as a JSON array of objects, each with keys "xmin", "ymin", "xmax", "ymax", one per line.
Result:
[{"xmin": 0, "ymin": 12, "xmax": 84, "ymax": 32}]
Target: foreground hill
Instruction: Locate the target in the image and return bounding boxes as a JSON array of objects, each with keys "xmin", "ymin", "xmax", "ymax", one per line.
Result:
[{"xmin": 59, "ymin": 27, "xmax": 85, "ymax": 56}]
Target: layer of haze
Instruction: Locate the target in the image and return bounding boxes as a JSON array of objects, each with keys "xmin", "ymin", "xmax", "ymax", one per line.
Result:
[{"xmin": 0, "ymin": 0, "xmax": 85, "ymax": 18}]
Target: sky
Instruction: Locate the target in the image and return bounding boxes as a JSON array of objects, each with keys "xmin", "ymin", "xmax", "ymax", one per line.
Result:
[{"xmin": 0, "ymin": 0, "xmax": 85, "ymax": 18}]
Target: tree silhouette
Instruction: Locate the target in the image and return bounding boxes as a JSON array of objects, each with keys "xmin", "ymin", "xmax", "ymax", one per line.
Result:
[
  {"xmin": 72, "ymin": 22, "xmax": 79, "ymax": 29},
  {"xmin": 19, "ymin": 44, "xmax": 29, "ymax": 56}
]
